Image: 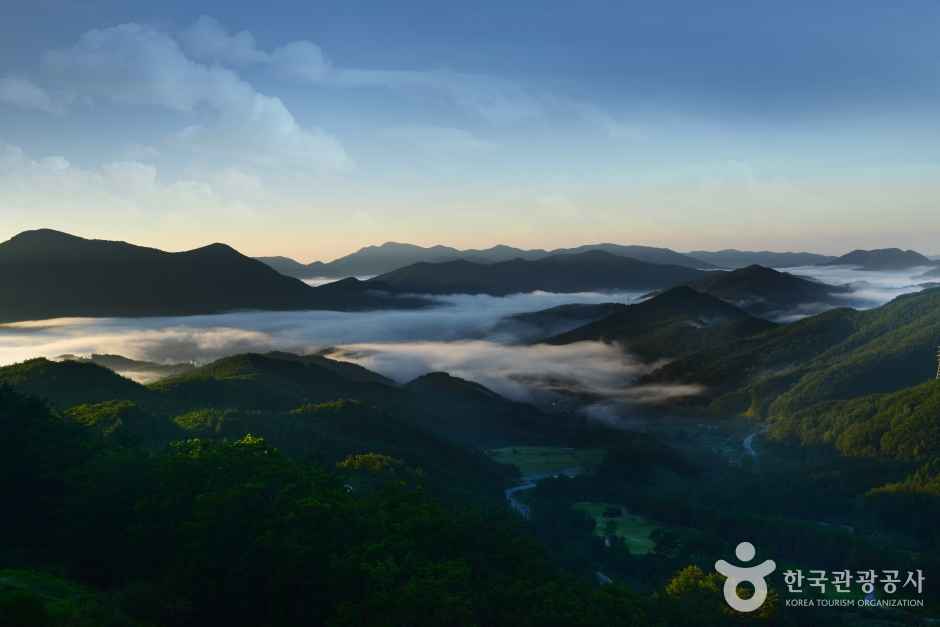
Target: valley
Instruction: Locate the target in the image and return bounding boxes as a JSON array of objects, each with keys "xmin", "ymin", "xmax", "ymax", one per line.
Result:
[{"xmin": 2, "ymin": 231, "xmax": 939, "ymax": 626}]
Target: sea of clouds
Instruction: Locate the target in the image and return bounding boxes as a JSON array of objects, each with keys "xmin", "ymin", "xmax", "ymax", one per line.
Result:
[
  {"xmin": 785, "ymin": 264, "xmax": 936, "ymax": 307},
  {"xmin": 0, "ymin": 290, "xmax": 686, "ymax": 410},
  {"xmin": 0, "ymin": 266, "xmax": 934, "ymax": 417}
]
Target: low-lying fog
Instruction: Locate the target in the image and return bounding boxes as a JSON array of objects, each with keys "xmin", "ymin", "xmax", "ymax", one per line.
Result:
[
  {"xmin": 0, "ymin": 266, "xmax": 933, "ymax": 416},
  {"xmin": 785, "ymin": 264, "xmax": 936, "ymax": 307},
  {"xmin": 302, "ymin": 276, "xmax": 375, "ymax": 287},
  {"xmin": 0, "ymin": 290, "xmax": 678, "ymax": 411}
]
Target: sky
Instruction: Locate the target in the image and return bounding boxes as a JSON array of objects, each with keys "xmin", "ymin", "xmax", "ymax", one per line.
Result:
[{"xmin": 2, "ymin": 0, "xmax": 940, "ymax": 262}]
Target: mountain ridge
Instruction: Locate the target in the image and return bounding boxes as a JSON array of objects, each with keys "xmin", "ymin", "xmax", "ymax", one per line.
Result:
[
  {"xmin": 368, "ymin": 250, "xmax": 712, "ymax": 296},
  {"xmin": 688, "ymin": 249, "xmax": 836, "ymax": 268},
  {"xmin": 682, "ymin": 264, "xmax": 851, "ymax": 318},
  {"xmin": 643, "ymin": 286, "xmax": 940, "ymax": 417},
  {"xmin": 0, "ymin": 229, "xmax": 428, "ymax": 322},
  {"xmin": 256, "ymin": 241, "xmax": 713, "ymax": 278},
  {"xmin": 822, "ymin": 248, "xmax": 935, "ymax": 270},
  {"xmin": 544, "ymin": 286, "xmax": 777, "ymax": 360}
]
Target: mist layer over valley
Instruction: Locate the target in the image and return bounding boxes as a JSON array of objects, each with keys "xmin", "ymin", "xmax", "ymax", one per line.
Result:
[
  {"xmin": 1, "ymin": 263, "xmax": 933, "ymax": 418},
  {"xmin": 783, "ymin": 263, "xmax": 938, "ymax": 312},
  {"xmin": 0, "ymin": 290, "xmax": 669, "ymax": 410}
]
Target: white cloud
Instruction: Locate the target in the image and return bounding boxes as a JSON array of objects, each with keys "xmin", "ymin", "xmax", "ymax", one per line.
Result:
[
  {"xmin": 179, "ymin": 15, "xmax": 331, "ymax": 82},
  {"xmin": 0, "ymin": 294, "xmax": 701, "ymax": 410},
  {"xmin": 178, "ymin": 15, "xmax": 268, "ymax": 65},
  {"xmin": 0, "ymin": 140, "xmax": 263, "ymax": 219},
  {"xmin": 269, "ymin": 41, "xmax": 331, "ymax": 82},
  {"xmin": 0, "ymin": 76, "xmax": 60, "ymax": 114},
  {"xmin": 332, "ymin": 68, "xmax": 543, "ymax": 124},
  {"xmin": 40, "ymin": 23, "xmax": 348, "ymax": 174},
  {"xmin": 177, "ymin": 16, "xmax": 542, "ymax": 124}
]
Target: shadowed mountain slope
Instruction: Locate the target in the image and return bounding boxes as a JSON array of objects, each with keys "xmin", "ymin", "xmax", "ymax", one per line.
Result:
[
  {"xmin": 370, "ymin": 251, "xmax": 710, "ymax": 296},
  {"xmin": 544, "ymin": 286, "xmax": 776, "ymax": 360},
  {"xmin": 684, "ymin": 265, "xmax": 850, "ymax": 318},
  {"xmin": 0, "ymin": 230, "xmax": 428, "ymax": 322},
  {"xmin": 644, "ymin": 287, "xmax": 940, "ymax": 417},
  {"xmin": 688, "ymin": 249, "xmax": 835, "ymax": 268},
  {"xmin": 823, "ymin": 248, "xmax": 935, "ymax": 270},
  {"xmin": 257, "ymin": 242, "xmax": 712, "ymax": 278}
]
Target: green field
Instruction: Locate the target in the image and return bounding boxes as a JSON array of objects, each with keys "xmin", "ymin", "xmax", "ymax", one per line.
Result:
[
  {"xmin": 0, "ymin": 568, "xmax": 129, "ymax": 623},
  {"xmin": 486, "ymin": 446, "xmax": 606, "ymax": 476},
  {"xmin": 573, "ymin": 502, "xmax": 658, "ymax": 555}
]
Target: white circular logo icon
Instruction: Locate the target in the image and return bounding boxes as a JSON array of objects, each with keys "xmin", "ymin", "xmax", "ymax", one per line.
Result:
[{"xmin": 714, "ymin": 541, "xmax": 776, "ymax": 612}]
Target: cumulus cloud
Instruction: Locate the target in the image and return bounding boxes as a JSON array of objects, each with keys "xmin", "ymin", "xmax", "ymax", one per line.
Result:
[
  {"xmin": 0, "ymin": 76, "xmax": 60, "ymax": 114},
  {"xmin": 0, "ymin": 140, "xmax": 274, "ymax": 223},
  {"xmin": 178, "ymin": 15, "xmax": 269, "ymax": 65},
  {"xmin": 40, "ymin": 23, "xmax": 348, "ymax": 174},
  {"xmin": 180, "ymin": 16, "xmax": 332, "ymax": 81},
  {"xmin": 269, "ymin": 41, "xmax": 331, "ymax": 82},
  {"xmin": 177, "ymin": 16, "xmax": 541, "ymax": 124}
]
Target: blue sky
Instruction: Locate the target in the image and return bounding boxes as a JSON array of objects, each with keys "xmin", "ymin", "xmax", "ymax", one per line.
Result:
[{"xmin": 2, "ymin": 0, "xmax": 939, "ymax": 260}]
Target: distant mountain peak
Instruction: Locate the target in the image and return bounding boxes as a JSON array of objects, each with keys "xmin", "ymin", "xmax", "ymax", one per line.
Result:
[
  {"xmin": 187, "ymin": 242, "xmax": 248, "ymax": 260},
  {"xmin": 684, "ymin": 264, "xmax": 849, "ymax": 317},
  {"xmin": 826, "ymin": 248, "xmax": 932, "ymax": 270},
  {"xmin": 0, "ymin": 229, "xmax": 428, "ymax": 322},
  {"xmin": 9, "ymin": 228, "xmax": 82, "ymax": 242},
  {"xmin": 370, "ymin": 250, "xmax": 710, "ymax": 296},
  {"xmin": 688, "ymin": 249, "xmax": 836, "ymax": 268},
  {"xmin": 406, "ymin": 371, "xmax": 502, "ymax": 399},
  {"xmin": 258, "ymin": 241, "xmax": 712, "ymax": 279}
]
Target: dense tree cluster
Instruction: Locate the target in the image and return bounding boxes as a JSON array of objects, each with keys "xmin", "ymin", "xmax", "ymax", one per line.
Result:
[{"xmin": 0, "ymin": 385, "xmax": 675, "ymax": 627}]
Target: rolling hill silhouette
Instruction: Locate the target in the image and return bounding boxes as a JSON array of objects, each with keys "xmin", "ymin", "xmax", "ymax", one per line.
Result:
[
  {"xmin": 370, "ymin": 250, "xmax": 710, "ymax": 295},
  {"xmin": 257, "ymin": 242, "xmax": 712, "ymax": 278},
  {"xmin": 823, "ymin": 248, "xmax": 934, "ymax": 270},
  {"xmin": 545, "ymin": 286, "xmax": 775, "ymax": 359},
  {"xmin": 0, "ymin": 229, "xmax": 427, "ymax": 322}
]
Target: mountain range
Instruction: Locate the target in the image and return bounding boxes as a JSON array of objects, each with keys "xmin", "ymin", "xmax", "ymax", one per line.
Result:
[
  {"xmin": 687, "ymin": 249, "xmax": 836, "ymax": 268},
  {"xmin": 257, "ymin": 242, "xmax": 715, "ymax": 278},
  {"xmin": 369, "ymin": 250, "xmax": 711, "ymax": 295},
  {"xmin": 261, "ymin": 242, "xmax": 938, "ymax": 280},
  {"xmin": 0, "ymin": 230, "xmax": 427, "ymax": 322},
  {"xmin": 5, "ymin": 229, "xmax": 937, "ymax": 325}
]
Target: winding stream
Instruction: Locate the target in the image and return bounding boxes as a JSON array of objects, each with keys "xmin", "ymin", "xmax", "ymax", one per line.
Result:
[{"xmin": 504, "ymin": 468, "xmax": 581, "ymax": 519}]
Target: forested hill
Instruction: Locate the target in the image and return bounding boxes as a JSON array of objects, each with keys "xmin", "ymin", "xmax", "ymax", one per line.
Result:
[
  {"xmin": 823, "ymin": 248, "xmax": 935, "ymax": 270},
  {"xmin": 688, "ymin": 249, "xmax": 836, "ymax": 268},
  {"xmin": 257, "ymin": 241, "xmax": 712, "ymax": 278},
  {"xmin": 370, "ymin": 251, "xmax": 710, "ymax": 295},
  {"xmin": 1, "ymin": 384, "xmax": 675, "ymax": 627},
  {"xmin": 769, "ymin": 379, "xmax": 940, "ymax": 461},
  {"xmin": 545, "ymin": 286, "xmax": 776, "ymax": 360},
  {"xmin": 1, "ymin": 352, "xmax": 753, "ymax": 627},
  {"xmin": 644, "ymin": 287, "xmax": 940, "ymax": 417},
  {"xmin": 682, "ymin": 265, "xmax": 850, "ymax": 317},
  {"xmin": 0, "ymin": 229, "xmax": 427, "ymax": 322}
]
